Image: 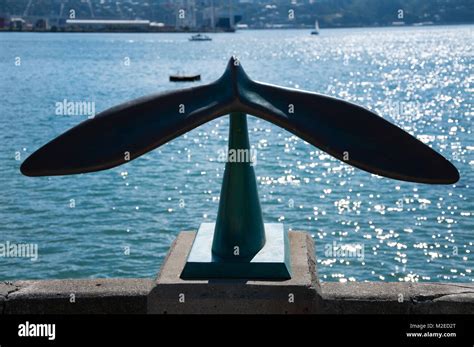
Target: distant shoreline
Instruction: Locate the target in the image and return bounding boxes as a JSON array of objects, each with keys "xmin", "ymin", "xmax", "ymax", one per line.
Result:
[{"xmin": 0, "ymin": 22, "xmax": 472, "ymax": 34}]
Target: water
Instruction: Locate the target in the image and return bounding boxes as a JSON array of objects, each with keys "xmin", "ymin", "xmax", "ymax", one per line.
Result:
[{"xmin": 0, "ymin": 26, "xmax": 472, "ymax": 282}]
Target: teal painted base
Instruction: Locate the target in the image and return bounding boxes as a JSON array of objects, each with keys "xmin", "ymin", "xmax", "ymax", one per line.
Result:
[{"xmin": 180, "ymin": 223, "xmax": 292, "ymax": 280}]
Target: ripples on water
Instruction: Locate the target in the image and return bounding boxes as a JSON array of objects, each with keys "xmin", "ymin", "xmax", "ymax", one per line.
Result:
[{"xmin": 0, "ymin": 26, "xmax": 472, "ymax": 282}]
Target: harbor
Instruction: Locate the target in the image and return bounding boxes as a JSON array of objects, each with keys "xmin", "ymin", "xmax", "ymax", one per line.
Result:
[{"xmin": 1, "ymin": 0, "xmax": 472, "ymax": 33}]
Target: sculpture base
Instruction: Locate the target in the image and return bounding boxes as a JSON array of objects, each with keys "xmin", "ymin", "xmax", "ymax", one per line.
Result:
[
  {"xmin": 148, "ymin": 231, "xmax": 320, "ymax": 314},
  {"xmin": 180, "ymin": 223, "xmax": 291, "ymax": 280}
]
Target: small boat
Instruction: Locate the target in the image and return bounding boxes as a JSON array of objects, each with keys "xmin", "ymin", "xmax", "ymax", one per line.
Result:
[
  {"xmin": 169, "ymin": 74, "xmax": 201, "ymax": 82},
  {"xmin": 189, "ymin": 33, "xmax": 212, "ymax": 41},
  {"xmin": 311, "ymin": 20, "xmax": 320, "ymax": 35}
]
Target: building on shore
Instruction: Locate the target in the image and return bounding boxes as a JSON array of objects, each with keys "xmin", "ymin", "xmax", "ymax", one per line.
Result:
[
  {"xmin": 7, "ymin": 17, "xmax": 27, "ymax": 31},
  {"xmin": 66, "ymin": 19, "xmax": 151, "ymax": 32}
]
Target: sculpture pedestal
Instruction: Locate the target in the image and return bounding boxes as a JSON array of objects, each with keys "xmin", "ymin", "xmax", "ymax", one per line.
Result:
[
  {"xmin": 148, "ymin": 231, "xmax": 322, "ymax": 314},
  {"xmin": 180, "ymin": 223, "xmax": 291, "ymax": 280}
]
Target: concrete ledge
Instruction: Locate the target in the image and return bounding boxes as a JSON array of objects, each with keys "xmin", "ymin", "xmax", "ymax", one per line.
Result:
[
  {"xmin": 320, "ymin": 282, "xmax": 474, "ymax": 314},
  {"xmin": 1, "ymin": 231, "xmax": 473, "ymax": 314},
  {"xmin": 1, "ymin": 279, "xmax": 153, "ymax": 314}
]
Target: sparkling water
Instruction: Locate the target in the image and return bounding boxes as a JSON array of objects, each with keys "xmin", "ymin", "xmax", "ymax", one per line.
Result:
[{"xmin": 0, "ymin": 26, "xmax": 472, "ymax": 282}]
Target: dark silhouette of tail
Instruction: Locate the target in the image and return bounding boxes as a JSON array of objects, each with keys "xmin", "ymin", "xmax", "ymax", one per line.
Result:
[{"xmin": 21, "ymin": 57, "xmax": 459, "ymax": 184}]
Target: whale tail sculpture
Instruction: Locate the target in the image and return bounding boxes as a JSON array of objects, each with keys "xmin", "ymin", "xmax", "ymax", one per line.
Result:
[{"xmin": 21, "ymin": 57, "xmax": 459, "ymax": 279}]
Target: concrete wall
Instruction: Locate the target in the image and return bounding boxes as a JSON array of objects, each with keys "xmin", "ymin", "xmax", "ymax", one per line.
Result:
[
  {"xmin": 2, "ymin": 278, "xmax": 473, "ymax": 314},
  {"xmin": 1, "ymin": 279, "xmax": 152, "ymax": 314}
]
